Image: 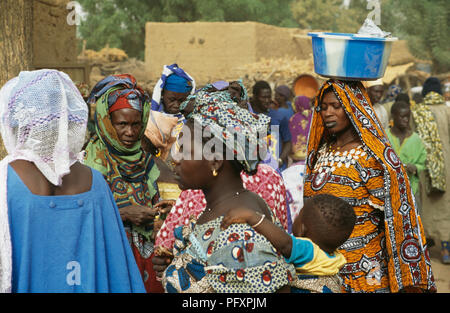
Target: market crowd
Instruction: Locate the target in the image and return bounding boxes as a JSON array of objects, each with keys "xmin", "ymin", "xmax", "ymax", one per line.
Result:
[{"xmin": 0, "ymin": 62, "xmax": 448, "ymax": 293}]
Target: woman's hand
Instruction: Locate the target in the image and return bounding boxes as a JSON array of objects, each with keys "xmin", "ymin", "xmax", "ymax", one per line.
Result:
[
  {"xmin": 153, "ymin": 199, "xmax": 176, "ymax": 215},
  {"xmin": 220, "ymin": 207, "xmax": 260, "ymax": 230},
  {"xmin": 152, "ymin": 249, "xmax": 173, "ymax": 280},
  {"xmin": 119, "ymin": 204, "xmax": 159, "ymax": 226}
]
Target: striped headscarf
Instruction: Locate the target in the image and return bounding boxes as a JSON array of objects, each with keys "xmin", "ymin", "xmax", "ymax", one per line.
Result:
[{"xmin": 151, "ymin": 64, "xmax": 196, "ymax": 113}]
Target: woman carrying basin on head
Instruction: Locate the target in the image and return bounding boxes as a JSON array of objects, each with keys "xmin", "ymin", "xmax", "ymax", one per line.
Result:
[{"xmin": 303, "ymin": 79, "xmax": 435, "ymax": 293}]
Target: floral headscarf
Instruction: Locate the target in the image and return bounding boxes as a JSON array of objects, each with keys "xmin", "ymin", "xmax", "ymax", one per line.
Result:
[{"xmin": 186, "ymin": 88, "xmax": 270, "ymax": 174}]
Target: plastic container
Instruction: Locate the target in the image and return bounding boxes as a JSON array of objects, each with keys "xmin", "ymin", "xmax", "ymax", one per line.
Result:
[
  {"xmin": 293, "ymin": 74, "xmax": 319, "ymax": 98},
  {"xmin": 308, "ymin": 32, "xmax": 398, "ymax": 81}
]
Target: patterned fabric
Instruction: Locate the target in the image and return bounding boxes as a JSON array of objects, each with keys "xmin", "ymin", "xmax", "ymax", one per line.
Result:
[
  {"xmin": 281, "ymin": 163, "xmax": 306, "ymax": 230},
  {"xmin": 86, "ymin": 74, "xmax": 147, "ymax": 113},
  {"xmin": 190, "ymin": 89, "xmax": 271, "ymax": 173},
  {"xmin": 289, "ymin": 96, "xmax": 312, "ymax": 161},
  {"xmin": 155, "ymin": 163, "xmax": 288, "ymax": 250},
  {"xmin": 162, "ymin": 215, "xmax": 295, "ymax": 293},
  {"xmin": 411, "ymin": 91, "xmax": 446, "ymax": 192},
  {"xmin": 291, "ymin": 275, "xmax": 342, "ymax": 293},
  {"xmin": 304, "ymin": 80, "xmax": 435, "ymax": 293},
  {"xmin": 83, "ymin": 76, "xmax": 162, "ymax": 292}
]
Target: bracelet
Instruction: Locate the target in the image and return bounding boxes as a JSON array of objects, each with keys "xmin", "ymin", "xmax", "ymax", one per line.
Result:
[{"xmin": 251, "ymin": 214, "xmax": 265, "ymax": 228}]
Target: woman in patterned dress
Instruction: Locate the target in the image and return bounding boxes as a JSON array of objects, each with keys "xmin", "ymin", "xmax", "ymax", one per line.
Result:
[
  {"xmin": 153, "ymin": 89, "xmax": 295, "ymax": 293},
  {"xmin": 83, "ymin": 74, "xmax": 173, "ymax": 292},
  {"xmin": 303, "ymin": 79, "xmax": 436, "ymax": 293}
]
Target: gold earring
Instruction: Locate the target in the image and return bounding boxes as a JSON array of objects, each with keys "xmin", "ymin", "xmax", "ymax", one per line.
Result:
[{"xmin": 212, "ymin": 169, "xmax": 218, "ymax": 177}]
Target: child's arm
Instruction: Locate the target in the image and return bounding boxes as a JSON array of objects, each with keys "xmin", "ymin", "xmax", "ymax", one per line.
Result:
[{"xmin": 221, "ymin": 207, "xmax": 293, "ymax": 258}]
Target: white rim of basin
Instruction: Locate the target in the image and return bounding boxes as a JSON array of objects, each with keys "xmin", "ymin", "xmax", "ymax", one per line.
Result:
[{"xmin": 308, "ymin": 32, "xmax": 398, "ymax": 42}]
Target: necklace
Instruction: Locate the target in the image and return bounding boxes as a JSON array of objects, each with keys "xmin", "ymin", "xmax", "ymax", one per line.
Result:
[
  {"xmin": 204, "ymin": 189, "xmax": 248, "ymax": 213},
  {"xmin": 328, "ymin": 137, "xmax": 359, "ymax": 153}
]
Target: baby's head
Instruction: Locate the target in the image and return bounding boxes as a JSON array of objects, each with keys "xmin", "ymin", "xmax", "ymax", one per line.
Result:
[{"xmin": 293, "ymin": 194, "xmax": 356, "ymax": 254}]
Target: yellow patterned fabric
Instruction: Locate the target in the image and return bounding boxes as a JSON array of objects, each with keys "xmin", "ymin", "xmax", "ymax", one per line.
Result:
[
  {"xmin": 411, "ymin": 92, "xmax": 446, "ymax": 192},
  {"xmin": 303, "ymin": 80, "xmax": 436, "ymax": 293}
]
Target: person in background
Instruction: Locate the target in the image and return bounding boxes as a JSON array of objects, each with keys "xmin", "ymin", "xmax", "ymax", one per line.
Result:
[
  {"xmin": 411, "ymin": 77, "xmax": 450, "ymax": 264},
  {"xmin": 288, "ymin": 96, "xmax": 313, "ymax": 165},
  {"xmin": 148, "ymin": 64, "xmax": 195, "ymax": 168},
  {"xmin": 84, "ymin": 74, "xmax": 174, "ymax": 292},
  {"xmin": 366, "ymin": 79, "xmax": 389, "ymax": 130},
  {"xmin": 0, "ymin": 70, "xmax": 145, "ymax": 293},
  {"xmin": 251, "ymin": 80, "xmax": 291, "ymax": 170},
  {"xmin": 274, "ymin": 85, "xmax": 294, "ymax": 115},
  {"xmin": 411, "ymin": 77, "xmax": 446, "ymax": 193},
  {"xmin": 281, "ymin": 95, "xmax": 313, "ymax": 230},
  {"xmin": 386, "ymin": 101, "xmax": 426, "ymax": 212},
  {"xmin": 382, "ymin": 84, "xmax": 403, "ymax": 125},
  {"xmin": 150, "ymin": 64, "xmax": 195, "ymax": 115},
  {"xmin": 145, "ymin": 64, "xmax": 196, "ymax": 228},
  {"xmin": 303, "ymin": 79, "xmax": 435, "ymax": 293},
  {"xmin": 221, "ymin": 194, "xmax": 356, "ymax": 293}
]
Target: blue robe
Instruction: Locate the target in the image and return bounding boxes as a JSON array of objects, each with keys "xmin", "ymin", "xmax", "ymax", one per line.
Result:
[{"xmin": 7, "ymin": 165, "xmax": 146, "ymax": 293}]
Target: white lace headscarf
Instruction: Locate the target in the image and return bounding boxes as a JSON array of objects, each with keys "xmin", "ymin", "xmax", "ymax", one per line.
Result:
[{"xmin": 0, "ymin": 69, "xmax": 88, "ymax": 292}]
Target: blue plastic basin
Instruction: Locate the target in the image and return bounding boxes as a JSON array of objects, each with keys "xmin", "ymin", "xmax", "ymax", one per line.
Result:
[{"xmin": 308, "ymin": 32, "xmax": 398, "ymax": 81}]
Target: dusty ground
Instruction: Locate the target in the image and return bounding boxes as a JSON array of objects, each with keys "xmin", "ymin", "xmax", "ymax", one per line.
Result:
[{"xmin": 430, "ymin": 244, "xmax": 450, "ymax": 293}]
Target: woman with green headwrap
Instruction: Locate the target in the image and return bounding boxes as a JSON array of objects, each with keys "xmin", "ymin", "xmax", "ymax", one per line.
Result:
[{"xmin": 84, "ymin": 74, "xmax": 173, "ymax": 293}]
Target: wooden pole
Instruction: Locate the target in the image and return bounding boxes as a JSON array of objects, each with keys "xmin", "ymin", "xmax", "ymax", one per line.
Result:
[
  {"xmin": 0, "ymin": 0, "xmax": 33, "ymax": 87},
  {"xmin": 0, "ymin": 0, "xmax": 33, "ymax": 158}
]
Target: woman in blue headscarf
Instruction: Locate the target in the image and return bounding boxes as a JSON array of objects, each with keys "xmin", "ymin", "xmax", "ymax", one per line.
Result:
[
  {"xmin": 145, "ymin": 64, "xmax": 196, "ymax": 162},
  {"xmin": 150, "ymin": 64, "xmax": 195, "ymax": 115}
]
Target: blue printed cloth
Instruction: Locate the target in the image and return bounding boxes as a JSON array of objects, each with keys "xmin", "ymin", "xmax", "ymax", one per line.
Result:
[{"xmin": 162, "ymin": 215, "xmax": 295, "ymax": 293}]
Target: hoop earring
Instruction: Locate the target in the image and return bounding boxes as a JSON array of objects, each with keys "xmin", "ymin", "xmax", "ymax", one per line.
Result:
[{"xmin": 212, "ymin": 169, "xmax": 218, "ymax": 177}]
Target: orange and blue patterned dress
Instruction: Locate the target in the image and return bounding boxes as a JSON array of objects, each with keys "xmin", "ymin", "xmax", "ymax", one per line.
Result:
[
  {"xmin": 304, "ymin": 80, "xmax": 436, "ymax": 293},
  {"xmin": 305, "ymin": 143, "xmax": 389, "ymax": 291}
]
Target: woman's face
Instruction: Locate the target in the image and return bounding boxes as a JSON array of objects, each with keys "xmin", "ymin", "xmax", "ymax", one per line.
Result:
[
  {"xmin": 162, "ymin": 90, "xmax": 190, "ymax": 114},
  {"xmin": 110, "ymin": 108, "xmax": 142, "ymax": 148},
  {"xmin": 319, "ymin": 91, "xmax": 351, "ymax": 134},
  {"xmin": 172, "ymin": 132, "xmax": 212, "ymax": 190}
]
